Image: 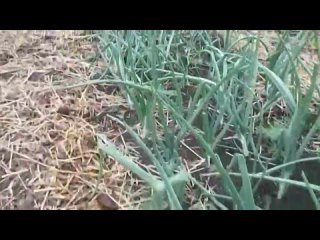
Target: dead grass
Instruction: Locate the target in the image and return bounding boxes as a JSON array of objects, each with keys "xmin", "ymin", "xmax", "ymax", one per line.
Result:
[{"xmin": 0, "ymin": 30, "xmax": 147, "ymax": 210}]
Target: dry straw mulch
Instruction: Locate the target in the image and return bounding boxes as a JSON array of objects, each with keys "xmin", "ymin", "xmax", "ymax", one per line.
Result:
[{"xmin": 0, "ymin": 30, "xmax": 145, "ymax": 210}]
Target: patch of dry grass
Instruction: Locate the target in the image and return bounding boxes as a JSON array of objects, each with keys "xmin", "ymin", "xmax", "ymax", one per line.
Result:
[{"xmin": 0, "ymin": 30, "xmax": 145, "ymax": 210}]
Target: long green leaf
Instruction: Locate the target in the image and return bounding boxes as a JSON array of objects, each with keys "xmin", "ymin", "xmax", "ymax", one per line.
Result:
[
  {"xmin": 237, "ymin": 154, "xmax": 256, "ymax": 210},
  {"xmin": 301, "ymin": 171, "xmax": 320, "ymax": 210},
  {"xmin": 104, "ymin": 114, "xmax": 184, "ymax": 210},
  {"xmin": 258, "ymin": 64, "xmax": 296, "ymax": 114}
]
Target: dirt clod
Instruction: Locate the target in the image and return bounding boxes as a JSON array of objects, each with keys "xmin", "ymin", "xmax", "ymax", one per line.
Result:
[
  {"xmin": 57, "ymin": 105, "xmax": 70, "ymax": 115},
  {"xmin": 96, "ymin": 193, "xmax": 119, "ymax": 210}
]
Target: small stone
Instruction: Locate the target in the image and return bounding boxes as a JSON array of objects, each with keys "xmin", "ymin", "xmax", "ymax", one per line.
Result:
[
  {"xmin": 96, "ymin": 193, "xmax": 118, "ymax": 210},
  {"xmin": 57, "ymin": 105, "xmax": 70, "ymax": 115}
]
